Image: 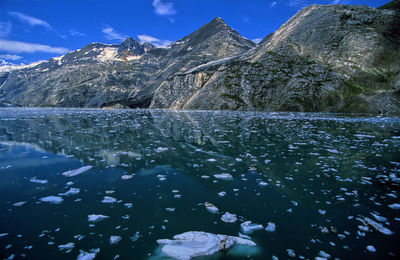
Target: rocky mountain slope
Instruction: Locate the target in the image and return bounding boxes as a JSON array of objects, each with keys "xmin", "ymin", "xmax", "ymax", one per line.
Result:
[{"xmin": 0, "ymin": 2, "xmax": 399, "ymax": 114}]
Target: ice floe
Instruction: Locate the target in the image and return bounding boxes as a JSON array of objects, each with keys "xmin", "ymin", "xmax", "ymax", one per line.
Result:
[
  {"xmin": 366, "ymin": 245, "xmax": 376, "ymax": 252},
  {"xmin": 265, "ymin": 222, "xmax": 276, "ymax": 232},
  {"xmin": 40, "ymin": 196, "xmax": 63, "ymax": 204},
  {"xmin": 58, "ymin": 242, "xmax": 75, "ymax": 253},
  {"xmin": 204, "ymin": 202, "xmax": 219, "ymax": 214},
  {"xmin": 62, "ymin": 166, "xmax": 93, "ymax": 177},
  {"xmin": 358, "ymin": 217, "xmax": 393, "ymax": 235},
  {"xmin": 156, "ymin": 231, "xmax": 256, "ymax": 260},
  {"xmin": 101, "ymin": 196, "xmax": 117, "ymax": 203},
  {"xmin": 88, "ymin": 214, "xmax": 109, "ymax": 222},
  {"xmin": 13, "ymin": 201, "xmax": 27, "ymax": 207},
  {"xmin": 59, "ymin": 188, "xmax": 80, "ymax": 196},
  {"xmin": 121, "ymin": 174, "xmax": 134, "ymax": 180},
  {"xmin": 155, "ymin": 147, "xmax": 168, "ymax": 153},
  {"xmin": 388, "ymin": 203, "xmax": 400, "ymax": 209},
  {"xmin": 214, "ymin": 173, "xmax": 233, "ymax": 181},
  {"xmin": 109, "ymin": 236, "xmax": 122, "ymax": 245},
  {"xmin": 0, "ymin": 233, "xmax": 8, "ymax": 237},
  {"xmin": 29, "ymin": 177, "xmax": 48, "ymax": 184},
  {"xmin": 77, "ymin": 248, "xmax": 99, "ymax": 260},
  {"xmin": 240, "ymin": 221, "xmax": 263, "ymax": 234},
  {"xmin": 221, "ymin": 212, "xmax": 237, "ymax": 223}
]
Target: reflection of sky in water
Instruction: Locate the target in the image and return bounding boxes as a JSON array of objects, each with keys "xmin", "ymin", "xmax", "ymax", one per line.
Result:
[{"xmin": 0, "ymin": 108, "xmax": 399, "ymax": 259}]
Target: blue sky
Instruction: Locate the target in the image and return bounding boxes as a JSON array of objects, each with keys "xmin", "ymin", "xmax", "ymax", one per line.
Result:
[{"xmin": 0, "ymin": 0, "xmax": 391, "ymax": 64}]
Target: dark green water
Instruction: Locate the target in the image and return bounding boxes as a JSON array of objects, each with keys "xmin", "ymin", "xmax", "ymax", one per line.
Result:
[{"xmin": 0, "ymin": 108, "xmax": 399, "ymax": 260}]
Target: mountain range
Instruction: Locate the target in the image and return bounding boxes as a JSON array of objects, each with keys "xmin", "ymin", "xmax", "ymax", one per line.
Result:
[{"xmin": 0, "ymin": 1, "xmax": 399, "ymax": 115}]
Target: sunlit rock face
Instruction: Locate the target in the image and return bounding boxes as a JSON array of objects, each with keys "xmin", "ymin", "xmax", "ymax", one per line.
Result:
[{"xmin": 150, "ymin": 4, "xmax": 400, "ymax": 115}]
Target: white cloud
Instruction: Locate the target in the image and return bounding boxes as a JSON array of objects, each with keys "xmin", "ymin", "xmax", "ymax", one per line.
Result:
[
  {"xmin": 331, "ymin": 0, "xmax": 341, "ymax": 4},
  {"xmin": 252, "ymin": 38, "xmax": 263, "ymax": 44},
  {"xmin": 0, "ymin": 54, "xmax": 22, "ymax": 60},
  {"xmin": 270, "ymin": 1, "xmax": 277, "ymax": 8},
  {"xmin": 152, "ymin": 0, "xmax": 177, "ymax": 16},
  {"xmin": 138, "ymin": 34, "xmax": 172, "ymax": 48},
  {"xmin": 0, "ymin": 39, "xmax": 69, "ymax": 54},
  {"xmin": 102, "ymin": 25, "xmax": 128, "ymax": 42},
  {"xmin": 8, "ymin": 11, "xmax": 52, "ymax": 30},
  {"xmin": 0, "ymin": 21, "xmax": 12, "ymax": 37},
  {"xmin": 287, "ymin": 0, "xmax": 306, "ymax": 7},
  {"xmin": 69, "ymin": 29, "xmax": 85, "ymax": 37}
]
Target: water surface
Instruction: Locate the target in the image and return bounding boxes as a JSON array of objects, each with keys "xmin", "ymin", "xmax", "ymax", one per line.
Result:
[{"xmin": 0, "ymin": 108, "xmax": 399, "ymax": 259}]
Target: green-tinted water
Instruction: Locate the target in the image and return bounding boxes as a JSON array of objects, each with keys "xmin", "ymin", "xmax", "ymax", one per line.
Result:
[{"xmin": 0, "ymin": 108, "xmax": 399, "ymax": 259}]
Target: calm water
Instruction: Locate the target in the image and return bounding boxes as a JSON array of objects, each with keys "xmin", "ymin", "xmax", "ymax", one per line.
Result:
[{"xmin": 0, "ymin": 108, "xmax": 399, "ymax": 260}]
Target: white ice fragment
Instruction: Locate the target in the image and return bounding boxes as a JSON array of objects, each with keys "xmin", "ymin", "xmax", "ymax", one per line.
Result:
[
  {"xmin": 265, "ymin": 222, "xmax": 276, "ymax": 232},
  {"xmin": 221, "ymin": 212, "xmax": 237, "ymax": 223},
  {"xmin": 155, "ymin": 147, "xmax": 169, "ymax": 153},
  {"xmin": 238, "ymin": 233, "xmax": 251, "ymax": 239},
  {"xmin": 29, "ymin": 177, "xmax": 48, "ymax": 184},
  {"xmin": 201, "ymin": 175, "xmax": 210, "ymax": 179},
  {"xmin": 66, "ymin": 181, "xmax": 74, "ymax": 186},
  {"xmin": 77, "ymin": 249, "xmax": 98, "ymax": 260},
  {"xmin": 258, "ymin": 181, "xmax": 269, "ymax": 186},
  {"xmin": 88, "ymin": 214, "xmax": 109, "ymax": 222},
  {"xmin": 124, "ymin": 203, "xmax": 133, "ymax": 208},
  {"xmin": 204, "ymin": 202, "xmax": 219, "ymax": 214},
  {"xmin": 101, "ymin": 196, "xmax": 117, "ymax": 203},
  {"xmin": 58, "ymin": 242, "xmax": 75, "ymax": 252},
  {"xmin": 121, "ymin": 174, "xmax": 134, "ymax": 180},
  {"xmin": 240, "ymin": 221, "xmax": 263, "ymax": 234},
  {"xmin": 389, "ymin": 203, "xmax": 400, "ymax": 209},
  {"xmin": 166, "ymin": 208, "xmax": 175, "ymax": 212},
  {"xmin": 214, "ymin": 173, "xmax": 233, "ymax": 181},
  {"xmin": 359, "ymin": 217, "xmax": 394, "ymax": 235},
  {"xmin": 109, "ymin": 236, "xmax": 122, "ymax": 245},
  {"xmin": 62, "ymin": 166, "xmax": 93, "ymax": 177},
  {"xmin": 207, "ymin": 158, "xmax": 217, "ymax": 162},
  {"xmin": 326, "ymin": 149, "xmax": 339, "ymax": 154},
  {"xmin": 156, "ymin": 231, "xmax": 256, "ymax": 260},
  {"xmin": 130, "ymin": 232, "xmax": 141, "ymax": 242},
  {"xmin": 0, "ymin": 233, "xmax": 8, "ymax": 237},
  {"xmin": 59, "ymin": 188, "xmax": 80, "ymax": 196},
  {"xmin": 318, "ymin": 209, "xmax": 326, "ymax": 215},
  {"xmin": 13, "ymin": 201, "xmax": 27, "ymax": 207},
  {"xmin": 370, "ymin": 212, "xmax": 387, "ymax": 222},
  {"xmin": 366, "ymin": 245, "xmax": 376, "ymax": 252},
  {"xmin": 264, "ymin": 159, "xmax": 271, "ymax": 164},
  {"xmin": 217, "ymin": 191, "xmax": 227, "ymax": 197},
  {"xmin": 40, "ymin": 196, "xmax": 63, "ymax": 204},
  {"xmin": 291, "ymin": 201, "xmax": 298, "ymax": 206},
  {"xmin": 318, "ymin": 250, "xmax": 331, "ymax": 258}
]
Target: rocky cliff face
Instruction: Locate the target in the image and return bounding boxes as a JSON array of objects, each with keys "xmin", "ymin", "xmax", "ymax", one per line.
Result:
[
  {"xmin": 0, "ymin": 3, "xmax": 399, "ymax": 115},
  {"xmin": 150, "ymin": 3, "xmax": 400, "ymax": 115}
]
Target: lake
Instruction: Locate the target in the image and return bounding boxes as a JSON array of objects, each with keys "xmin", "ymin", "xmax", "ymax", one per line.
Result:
[{"xmin": 0, "ymin": 108, "xmax": 399, "ymax": 260}]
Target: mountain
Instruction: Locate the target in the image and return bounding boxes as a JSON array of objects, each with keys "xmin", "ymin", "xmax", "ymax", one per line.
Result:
[
  {"xmin": 150, "ymin": 3, "xmax": 400, "ymax": 115},
  {"xmin": 0, "ymin": 3, "xmax": 399, "ymax": 115}
]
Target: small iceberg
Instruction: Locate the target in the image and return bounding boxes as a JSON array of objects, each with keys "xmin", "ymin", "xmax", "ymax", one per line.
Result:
[
  {"xmin": 204, "ymin": 202, "xmax": 219, "ymax": 214},
  {"xmin": 240, "ymin": 221, "xmax": 263, "ymax": 234},
  {"xmin": 62, "ymin": 166, "xmax": 93, "ymax": 177},
  {"xmin": 214, "ymin": 173, "xmax": 233, "ymax": 181},
  {"xmin": 40, "ymin": 196, "xmax": 63, "ymax": 204},
  {"xmin": 359, "ymin": 217, "xmax": 393, "ymax": 235},
  {"xmin": 101, "ymin": 196, "xmax": 117, "ymax": 203},
  {"xmin": 59, "ymin": 188, "xmax": 80, "ymax": 196},
  {"xmin": 29, "ymin": 177, "xmax": 48, "ymax": 184},
  {"xmin": 58, "ymin": 242, "xmax": 75, "ymax": 253},
  {"xmin": 109, "ymin": 236, "xmax": 122, "ymax": 245},
  {"xmin": 265, "ymin": 222, "xmax": 276, "ymax": 232},
  {"xmin": 156, "ymin": 231, "xmax": 256, "ymax": 260},
  {"xmin": 221, "ymin": 212, "xmax": 237, "ymax": 223},
  {"xmin": 88, "ymin": 214, "xmax": 109, "ymax": 223}
]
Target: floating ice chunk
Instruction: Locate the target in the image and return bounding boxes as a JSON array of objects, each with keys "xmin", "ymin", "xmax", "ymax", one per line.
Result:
[
  {"xmin": 77, "ymin": 249, "xmax": 98, "ymax": 260},
  {"xmin": 214, "ymin": 173, "xmax": 233, "ymax": 181},
  {"xmin": 287, "ymin": 249, "xmax": 296, "ymax": 257},
  {"xmin": 265, "ymin": 222, "xmax": 276, "ymax": 232},
  {"xmin": 58, "ymin": 242, "xmax": 75, "ymax": 252},
  {"xmin": 74, "ymin": 235, "xmax": 85, "ymax": 241},
  {"xmin": 359, "ymin": 217, "xmax": 393, "ymax": 235},
  {"xmin": 124, "ymin": 203, "xmax": 133, "ymax": 208},
  {"xmin": 102, "ymin": 196, "xmax": 117, "ymax": 203},
  {"xmin": 238, "ymin": 233, "xmax": 251, "ymax": 239},
  {"xmin": 318, "ymin": 250, "xmax": 331, "ymax": 258},
  {"xmin": 40, "ymin": 196, "xmax": 63, "ymax": 204},
  {"xmin": 13, "ymin": 201, "xmax": 27, "ymax": 207},
  {"xmin": 29, "ymin": 177, "xmax": 48, "ymax": 184},
  {"xmin": 370, "ymin": 212, "xmax": 387, "ymax": 222},
  {"xmin": 109, "ymin": 236, "xmax": 122, "ymax": 245},
  {"xmin": 166, "ymin": 208, "xmax": 175, "ymax": 212},
  {"xmin": 121, "ymin": 174, "xmax": 134, "ymax": 180},
  {"xmin": 155, "ymin": 147, "xmax": 169, "ymax": 153},
  {"xmin": 201, "ymin": 175, "xmax": 210, "ymax": 179},
  {"xmin": 291, "ymin": 201, "xmax": 298, "ymax": 206},
  {"xmin": 221, "ymin": 212, "xmax": 237, "ymax": 223},
  {"xmin": 0, "ymin": 233, "xmax": 8, "ymax": 237},
  {"xmin": 366, "ymin": 245, "xmax": 376, "ymax": 252},
  {"xmin": 217, "ymin": 191, "xmax": 227, "ymax": 197},
  {"xmin": 59, "ymin": 188, "xmax": 80, "ymax": 196},
  {"xmin": 318, "ymin": 209, "xmax": 326, "ymax": 215},
  {"xmin": 258, "ymin": 181, "xmax": 269, "ymax": 186},
  {"xmin": 389, "ymin": 203, "xmax": 400, "ymax": 209},
  {"xmin": 62, "ymin": 166, "xmax": 93, "ymax": 177},
  {"xmin": 240, "ymin": 221, "xmax": 263, "ymax": 234},
  {"xmin": 207, "ymin": 158, "xmax": 217, "ymax": 162},
  {"xmin": 130, "ymin": 232, "xmax": 141, "ymax": 242},
  {"xmin": 264, "ymin": 159, "xmax": 271, "ymax": 164},
  {"xmin": 156, "ymin": 231, "xmax": 256, "ymax": 260},
  {"xmin": 204, "ymin": 202, "xmax": 219, "ymax": 214},
  {"xmin": 66, "ymin": 181, "xmax": 74, "ymax": 186},
  {"xmin": 88, "ymin": 214, "xmax": 109, "ymax": 222},
  {"xmin": 326, "ymin": 149, "xmax": 339, "ymax": 154}
]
